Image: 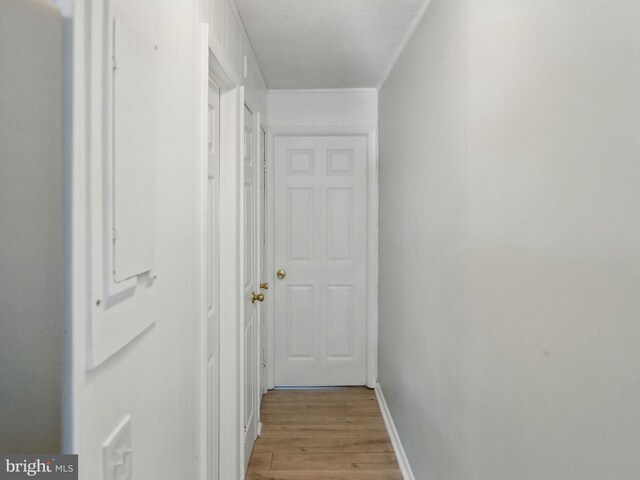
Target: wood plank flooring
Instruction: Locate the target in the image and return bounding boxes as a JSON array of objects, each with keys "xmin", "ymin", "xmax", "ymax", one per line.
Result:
[{"xmin": 246, "ymin": 387, "xmax": 402, "ymax": 480}]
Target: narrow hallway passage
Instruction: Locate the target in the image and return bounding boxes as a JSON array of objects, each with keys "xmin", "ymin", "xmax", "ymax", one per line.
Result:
[
  {"xmin": 3, "ymin": 1, "xmax": 640, "ymax": 479},
  {"xmin": 247, "ymin": 388, "xmax": 402, "ymax": 479}
]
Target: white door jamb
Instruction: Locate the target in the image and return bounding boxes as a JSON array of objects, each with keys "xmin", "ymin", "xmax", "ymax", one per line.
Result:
[{"xmin": 196, "ymin": 24, "xmax": 209, "ymax": 480}]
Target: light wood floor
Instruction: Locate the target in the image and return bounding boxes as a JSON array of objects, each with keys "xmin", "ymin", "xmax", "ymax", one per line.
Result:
[{"xmin": 246, "ymin": 387, "xmax": 402, "ymax": 480}]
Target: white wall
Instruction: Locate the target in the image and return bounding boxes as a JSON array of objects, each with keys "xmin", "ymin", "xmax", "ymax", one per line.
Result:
[
  {"xmin": 67, "ymin": 1, "xmax": 266, "ymax": 479},
  {"xmin": 0, "ymin": 0, "xmax": 63, "ymax": 454},
  {"xmin": 267, "ymin": 89, "xmax": 377, "ymax": 127},
  {"xmin": 378, "ymin": 0, "xmax": 640, "ymax": 479},
  {"xmin": 69, "ymin": 1, "xmax": 203, "ymax": 478}
]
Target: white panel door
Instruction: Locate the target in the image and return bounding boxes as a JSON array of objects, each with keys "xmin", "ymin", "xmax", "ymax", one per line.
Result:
[
  {"xmin": 274, "ymin": 136, "xmax": 367, "ymax": 386},
  {"xmin": 206, "ymin": 80, "xmax": 220, "ymax": 480},
  {"xmin": 242, "ymin": 106, "xmax": 260, "ymax": 470}
]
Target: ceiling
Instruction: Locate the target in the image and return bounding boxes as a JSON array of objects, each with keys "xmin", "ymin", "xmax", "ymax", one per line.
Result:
[{"xmin": 234, "ymin": 0, "xmax": 427, "ymax": 89}]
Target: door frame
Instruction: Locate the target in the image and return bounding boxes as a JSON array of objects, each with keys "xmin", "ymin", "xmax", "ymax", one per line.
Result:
[
  {"xmin": 264, "ymin": 126, "xmax": 379, "ymax": 389},
  {"xmin": 254, "ymin": 114, "xmax": 265, "ymax": 426},
  {"xmin": 197, "ymin": 24, "xmax": 245, "ymax": 480}
]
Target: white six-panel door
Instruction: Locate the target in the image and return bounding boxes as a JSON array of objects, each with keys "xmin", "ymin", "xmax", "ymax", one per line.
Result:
[
  {"xmin": 274, "ymin": 136, "xmax": 368, "ymax": 386},
  {"xmin": 242, "ymin": 106, "xmax": 259, "ymax": 469},
  {"xmin": 206, "ymin": 79, "xmax": 220, "ymax": 480}
]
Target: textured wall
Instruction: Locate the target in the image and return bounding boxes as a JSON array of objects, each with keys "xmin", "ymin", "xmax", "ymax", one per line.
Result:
[{"xmin": 379, "ymin": 0, "xmax": 640, "ymax": 478}]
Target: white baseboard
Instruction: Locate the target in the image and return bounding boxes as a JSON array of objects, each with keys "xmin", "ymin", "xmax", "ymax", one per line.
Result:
[{"xmin": 375, "ymin": 382, "xmax": 416, "ymax": 480}]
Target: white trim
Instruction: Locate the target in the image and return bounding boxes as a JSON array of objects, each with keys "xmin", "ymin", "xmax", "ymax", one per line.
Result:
[
  {"xmin": 196, "ymin": 24, "xmax": 209, "ymax": 480},
  {"xmin": 266, "ymin": 126, "xmax": 377, "ymax": 136},
  {"xmin": 238, "ymin": 97, "xmax": 247, "ymax": 474},
  {"xmin": 365, "ymin": 128, "xmax": 379, "ymax": 388},
  {"xmin": 375, "ymin": 383, "xmax": 416, "ymax": 480},
  {"xmin": 254, "ymin": 111, "xmax": 264, "ymax": 429},
  {"xmin": 264, "ymin": 126, "xmax": 378, "ymax": 389},
  {"xmin": 60, "ymin": 0, "xmax": 75, "ymax": 453},
  {"xmin": 67, "ymin": 0, "xmax": 88, "ymax": 454},
  {"xmin": 376, "ymin": 0, "xmax": 433, "ymax": 90},
  {"xmin": 207, "ymin": 38, "xmax": 243, "ymax": 478},
  {"xmin": 268, "ymin": 88, "xmax": 378, "ymax": 94},
  {"xmin": 265, "ymin": 131, "xmax": 276, "ymax": 390}
]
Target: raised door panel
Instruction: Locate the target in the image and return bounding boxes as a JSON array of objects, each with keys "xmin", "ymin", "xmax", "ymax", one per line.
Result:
[
  {"xmin": 288, "ymin": 150, "xmax": 315, "ymax": 175},
  {"xmin": 244, "ymin": 182, "xmax": 254, "ymax": 289},
  {"xmin": 327, "ymin": 188, "xmax": 354, "ymax": 261},
  {"xmin": 287, "ymin": 189, "xmax": 314, "ymax": 262},
  {"xmin": 286, "ymin": 286, "xmax": 315, "ymax": 358},
  {"xmin": 327, "ymin": 150, "xmax": 354, "ymax": 176},
  {"xmin": 244, "ymin": 314, "xmax": 256, "ymax": 432},
  {"xmin": 326, "ymin": 285, "xmax": 355, "ymax": 358}
]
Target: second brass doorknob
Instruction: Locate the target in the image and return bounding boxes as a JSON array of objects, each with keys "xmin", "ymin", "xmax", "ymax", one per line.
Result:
[
  {"xmin": 251, "ymin": 292, "xmax": 265, "ymax": 303},
  {"xmin": 276, "ymin": 269, "xmax": 286, "ymax": 279}
]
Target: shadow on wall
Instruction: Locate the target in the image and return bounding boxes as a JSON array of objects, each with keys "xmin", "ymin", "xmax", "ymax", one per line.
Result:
[{"xmin": 0, "ymin": 0, "xmax": 64, "ymax": 454}]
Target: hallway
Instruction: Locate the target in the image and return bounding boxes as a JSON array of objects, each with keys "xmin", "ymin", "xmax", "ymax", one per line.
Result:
[
  {"xmin": 247, "ymin": 388, "xmax": 401, "ymax": 480},
  {"xmin": 2, "ymin": 0, "xmax": 640, "ymax": 479}
]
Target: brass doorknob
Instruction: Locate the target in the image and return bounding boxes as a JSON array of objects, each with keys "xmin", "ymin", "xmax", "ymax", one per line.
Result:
[
  {"xmin": 260, "ymin": 282, "xmax": 269, "ymax": 290},
  {"xmin": 276, "ymin": 270, "xmax": 286, "ymax": 280},
  {"xmin": 251, "ymin": 292, "xmax": 265, "ymax": 303}
]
